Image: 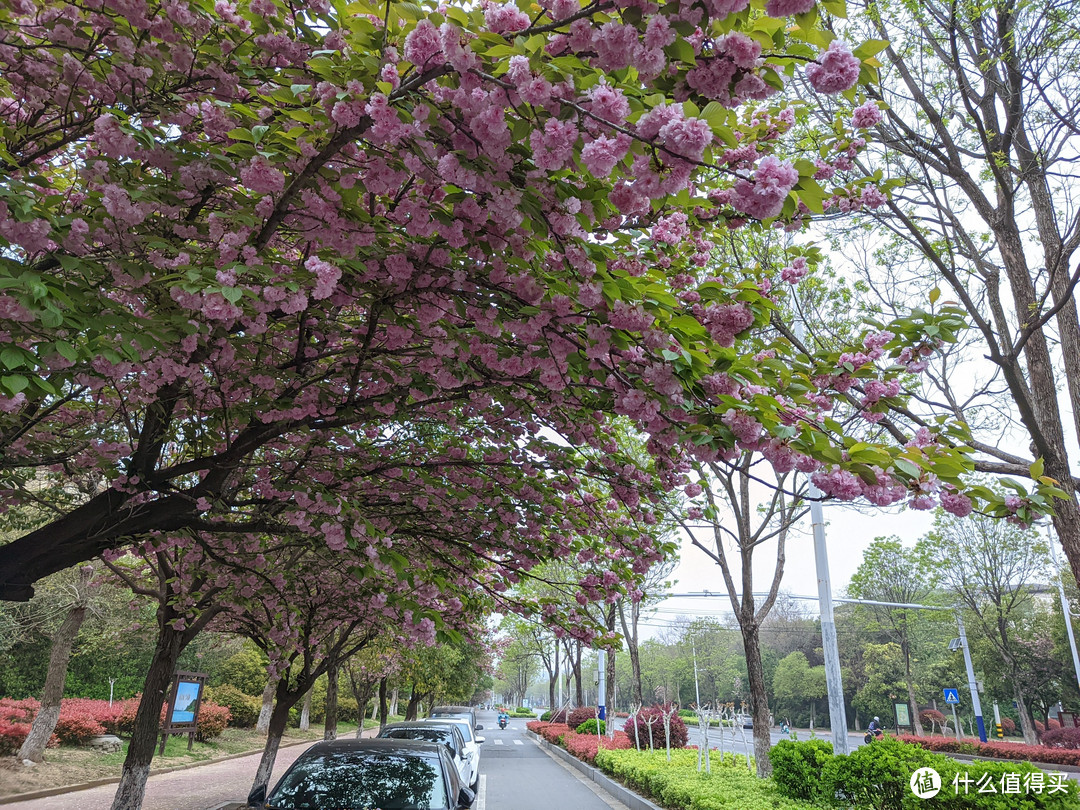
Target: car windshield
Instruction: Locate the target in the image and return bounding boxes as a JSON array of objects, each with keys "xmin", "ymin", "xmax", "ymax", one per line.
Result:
[
  {"xmin": 266, "ymin": 750, "xmax": 449, "ymax": 810},
  {"xmin": 427, "ymin": 719, "xmax": 473, "ymax": 743}
]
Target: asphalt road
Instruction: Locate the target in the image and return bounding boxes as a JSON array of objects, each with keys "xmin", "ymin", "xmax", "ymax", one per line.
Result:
[{"xmin": 476, "ymin": 709, "xmax": 629, "ymax": 810}]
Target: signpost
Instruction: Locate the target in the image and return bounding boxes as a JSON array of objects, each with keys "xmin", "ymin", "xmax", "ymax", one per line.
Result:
[
  {"xmin": 894, "ymin": 702, "xmax": 911, "ymax": 732},
  {"xmin": 160, "ymin": 671, "xmax": 208, "ymax": 754},
  {"xmin": 944, "ymin": 688, "xmax": 960, "ymax": 741}
]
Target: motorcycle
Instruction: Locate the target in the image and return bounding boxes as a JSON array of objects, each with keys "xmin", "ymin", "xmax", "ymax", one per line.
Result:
[
  {"xmin": 863, "ymin": 728, "xmax": 884, "ymax": 744},
  {"xmin": 498, "ymin": 716, "xmax": 508, "ymax": 730}
]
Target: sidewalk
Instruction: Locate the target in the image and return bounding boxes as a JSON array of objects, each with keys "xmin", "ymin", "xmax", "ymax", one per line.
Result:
[{"xmin": 2, "ymin": 727, "xmax": 379, "ymax": 810}]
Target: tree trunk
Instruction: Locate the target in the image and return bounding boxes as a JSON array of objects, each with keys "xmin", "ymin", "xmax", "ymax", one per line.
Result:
[
  {"xmin": 903, "ymin": 647, "xmax": 924, "ymax": 736},
  {"xmin": 109, "ymin": 622, "xmax": 185, "ymax": 810},
  {"xmin": 256, "ymin": 675, "xmax": 277, "ymax": 735},
  {"xmin": 548, "ymin": 650, "xmax": 558, "ymax": 713},
  {"xmin": 1012, "ymin": 680, "xmax": 1039, "ymax": 746},
  {"xmin": 389, "ymin": 686, "xmax": 399, "ymax": 718},
  {"xmin": 19, "ymin": 566, "xmax": 92, "ymax": 763},
  {"xmin": 250, "ymin": 693, "xmax": 292, "ymax": 799},
  {"xmin": 741, "ymin": 621, "xmax": 774, "ymax": 778},
  {"xmin": 378, "ymin": 677, "xmax": 389, "ymax": 728},
  {"xmin": 299, "ymin": 689, "xmax": 312, "ymax": 732},
  {"xmin": 324, "ymin": 664, "xmax": 339, "ymax": 740},
  {"xmin": 404, "ymin": 687, "xmax": 423, "ymax": 721}
]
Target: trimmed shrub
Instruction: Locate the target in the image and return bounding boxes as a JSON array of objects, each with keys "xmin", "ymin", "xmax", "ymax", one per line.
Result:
[
  {"xmin": 568, "ymin": 706, "xmax": 599, "ymax": 730},
  {"xmin": 205, "ymin": 684, "xmax": 261, "ymax": 728},
  {"xmin": 768, "ymin": 738, "xmax": 835, "ymax": 804},
  {"xmin": 831, "ymin": 735, "xmax": 940, "ymax": 809},
  {"xmin": 1048, "ymin": 718, "xmax": 1062, "ymax": 730},
  {"xmin": 562, "ymin": 730, "xmax": 632, "ymax": 763},
  {"xmin": 596, "ymin": 748, "xmax": 814, "ymax": 809},
  {"xmin": 1001, "ymin": 717, "xmax": 1016, "ymax": 735},
  {"xmin": 0, "ymin": 720, "xmax": 32, "ymax": 755},
  {"xmin": 624, "ymin": 704, "xmax": 688, "ymax": 750},
  {"xmin": 53, "ymin": 712, "xmax": 105, "ymax": 745},
  {"xmin": 194, "ymin": 702, "xmax": 231, "ymax": 742},
  {"xmin": 532, "ymin": 721, "xmax": 571, "ymax": 745},
  {"xmin": 61, "ymin": 698, "xmax": 124, "ymax": 736},
  {"xmin": 575, "ymin": 718, "xmax": 605, "ymax": 735},
  {"xmin": 540, "ymin": 708, "xmax": 568, "ymax": 723},
  {"xmin": 0, "ymin": 697, "xmax": 39, "ymax": 725},
  {"xmin": 1042, "ymin": 727, "xmax": 1080, "ymax": 749}
]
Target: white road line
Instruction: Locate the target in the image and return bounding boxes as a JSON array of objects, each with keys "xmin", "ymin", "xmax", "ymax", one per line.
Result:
[
  {"xmin": 513, "ymin": 739, "xmax": 523, "ymax": 745},
  {"xmin": 495, "ymin": 738, "xmax": 504, "ymax": 744},
  {"xmin": 476, "ymin": 774, "xmax": 487, "ymax": 810}
]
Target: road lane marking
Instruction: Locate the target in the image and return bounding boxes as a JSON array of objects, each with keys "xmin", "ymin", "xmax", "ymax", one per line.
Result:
[
  {"xmin": 513, "ymin": 739, "xmax": 523, "ymax": 745},
  {"xmin": 476, "ymin": 774, "xmax": 487, "ymax": 810},
  {"xmin": 495, "ymin": 738, "xmax": 504, "ymax": 744}
]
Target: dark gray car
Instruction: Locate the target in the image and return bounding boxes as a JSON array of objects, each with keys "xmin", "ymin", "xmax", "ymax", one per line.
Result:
[{"xmin": 248, "ymin": 738, "xmax": 475, "ymax": 810}]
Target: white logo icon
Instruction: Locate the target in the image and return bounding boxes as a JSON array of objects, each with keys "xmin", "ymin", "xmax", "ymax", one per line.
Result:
[{"xmin": 910, "ymin": 767, "xmax": 942, "ymax": 798}]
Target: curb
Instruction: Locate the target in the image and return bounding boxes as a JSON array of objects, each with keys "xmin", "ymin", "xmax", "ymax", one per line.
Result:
[
  {"xmin": 0, "ymin": 727, "xmax": 378, "ymax": 806},
  {"xmin": 528, "ymin": 731, "xmax": 664, "ymax": 810}
]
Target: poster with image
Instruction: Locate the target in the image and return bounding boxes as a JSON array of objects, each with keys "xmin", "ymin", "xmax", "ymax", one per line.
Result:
[{"xmin": 171, "ymin": 680, "xmax": 202, "ymax": 725}]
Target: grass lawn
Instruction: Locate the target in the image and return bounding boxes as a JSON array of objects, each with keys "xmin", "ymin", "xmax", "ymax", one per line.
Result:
[{"xmin": 0, "ymin": 721, "xmax": 366, "ymax": 798}]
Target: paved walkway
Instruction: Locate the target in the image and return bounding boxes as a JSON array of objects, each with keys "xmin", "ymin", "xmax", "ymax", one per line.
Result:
[{"xmin": 5, "ymin": 729, "xmax": 377, "ymax": 810}]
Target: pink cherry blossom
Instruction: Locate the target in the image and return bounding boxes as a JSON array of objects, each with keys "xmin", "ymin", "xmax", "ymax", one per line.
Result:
[{"xmin": 806, "ymin": 41, "xmax": 862, "ymax": 94}]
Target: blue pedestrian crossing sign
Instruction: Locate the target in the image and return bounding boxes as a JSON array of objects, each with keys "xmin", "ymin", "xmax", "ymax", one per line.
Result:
[{"xmin": 943, "ymin": 688, "xmax": 960, "ymax": 704}]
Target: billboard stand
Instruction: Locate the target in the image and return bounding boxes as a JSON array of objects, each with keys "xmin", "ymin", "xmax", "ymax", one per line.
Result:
[{"xmin": 160, "ymin": 671, "xmax": 208, "ymax": 755}]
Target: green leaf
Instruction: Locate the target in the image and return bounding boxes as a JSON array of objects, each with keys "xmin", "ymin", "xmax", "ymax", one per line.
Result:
[
  {"xmin": 929, "ymin": 287, "xmax": 941, "ymax": 304},
  {"xmin": 1, "ymin": 347, "xmax": 25, "ymax": 370},
  {"xmin": 853, "ymin": 39, "xmax": 890, "ymax": 59},
  {"xmin": 1029, "ymin": 457, "xmax": 1045, "ymax": 479},
  {"xmin": 1, "ymin": 374, "xmax": 29, "ymax": 394},
  {"xmin": 894, "ymin": 458, "xmax": 922, "ymax": 478}
]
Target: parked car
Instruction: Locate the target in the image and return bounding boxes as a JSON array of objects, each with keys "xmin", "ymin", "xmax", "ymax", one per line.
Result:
[
  {"xmin": 378, "ymin": 721, "xmax": 471, "ymax": 789},
  {"xmin": 429, "ymin": 704, "xmax": 477, "ymax": 729},
  {"xmin": 423, "ymin": 716, "xmax": 484, "ymax": 792},
  {"xmin": 248, "ymin": 738, "xmax": 474, "ymax": 810}
]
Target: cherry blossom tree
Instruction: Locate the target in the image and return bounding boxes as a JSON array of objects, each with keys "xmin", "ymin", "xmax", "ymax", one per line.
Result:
[{"xmin": 0, "ymin": 0, "xmax": 1056, "ymax": 607}]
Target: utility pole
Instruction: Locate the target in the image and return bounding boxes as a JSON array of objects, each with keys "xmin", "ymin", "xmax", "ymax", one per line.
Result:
[
  {"xmin": 795, "ymin": 317, "xmax": 849, "ymax": 754},
  {"xmin": 809, "ymin": 483, "xmax": 849, "ymax": 754},
  {"xmin": 1049, "ymin": 527, "xmax": 1080, "ymax": 696},
  {"xmin": 955, "ymin": 609, "xmax": 987, "ymax": 742}
]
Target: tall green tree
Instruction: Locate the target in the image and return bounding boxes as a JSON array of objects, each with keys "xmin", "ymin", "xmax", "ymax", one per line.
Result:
[
  {"xmin": 848, "ymin": 536, "xmax": 941, "ymax": 735},
  {"xmin": 920, "ymin": 511, "xmax": 1051, "ymax": 744}
]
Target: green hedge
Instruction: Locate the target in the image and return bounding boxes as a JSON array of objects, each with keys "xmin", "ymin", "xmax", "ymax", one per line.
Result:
[
  {"xmin": 770, "ymin": 737, "xmax": 1080, "ymax": 810},
  {"xmin": 595, "ymin": 748, "xmax": 818, "ymax": 810}
]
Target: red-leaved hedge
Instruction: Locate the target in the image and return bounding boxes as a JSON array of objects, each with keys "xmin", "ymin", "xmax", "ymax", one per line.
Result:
[
  {"xmin": 528, "ymin": 721, "xmax": 572, "ymax": 745},
  {"xmin": 0, "ymin": 696, "xmax": 230, "ymax": 748},
  {"xmin": 896, "ymin": 734, "xmax": 1080, "ymax": 767},
  {"xmin": 562, "ymin": 730, "xmax": 633, "ymax": 764}
]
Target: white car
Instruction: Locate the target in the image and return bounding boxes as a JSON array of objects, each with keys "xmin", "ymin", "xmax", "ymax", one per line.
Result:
[
  {"xmin": 377, "ymin": 722, "xmax": 471, "ymax": 789},
  {"xmin": 423, "ymin": 716, "xmax": 484, "ymax": 791}
]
